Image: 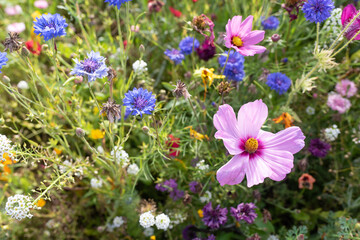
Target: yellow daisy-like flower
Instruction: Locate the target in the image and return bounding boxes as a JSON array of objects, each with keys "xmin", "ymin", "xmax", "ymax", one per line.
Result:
[
  {"xmin": 89, "ymin": 129, "xmax": 105, "ymax": 140},
  {"xmin": 185, "ymin": 126, "xmax": 209, "ymax": 141},
  {"xmin": 194, "ymin": 67, "xmax": 225, "ymax": 98},
  {"xmin": 197, "ymin": 209, "xmax": 204, "ymax": 218},
  {"xmin": 36, "ymin": 198, "xmax": 46, "ymax": 207}
]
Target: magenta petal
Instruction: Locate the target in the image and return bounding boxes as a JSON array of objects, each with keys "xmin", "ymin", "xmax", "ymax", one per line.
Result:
[
  {"xmin": 341, "ymin": 4, "xmax": 357, "ymax": 26},
  {"xmin": 245, "ymin": 155, "xmax": 272, "ymax": 187},
  {"xmin": 217, "ymin": 154, "xmax": 248, "ymax": 186},
  {"xmin": 238, "ymin": 45, "xmax": 266, "ymax": 56},
  {"xmin": 238, "ymin": 15, "xmax": 254, "ymax": 37},
  {"xmin": 230, "ymin": 15, "xmax": 242, "ymax": 35},
  {"xmin": 260, "ymin": 149, "xmax": 294, "ymax": 181},
  {"xmin": 237, "ymin": 99, "xmax": 268, "ymax": 139},
  {"xmin": 262, "ymin": 127, "xmax": 305, "ymax": 154},
  {"xmin": 243, "ymin": 30, "xmax": 265, "ymax": 45}
]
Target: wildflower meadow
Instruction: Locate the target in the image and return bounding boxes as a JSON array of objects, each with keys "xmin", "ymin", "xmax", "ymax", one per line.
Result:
[{"xmin": 1, "ymin": 0, "xmax": 360, "ymax": 239}]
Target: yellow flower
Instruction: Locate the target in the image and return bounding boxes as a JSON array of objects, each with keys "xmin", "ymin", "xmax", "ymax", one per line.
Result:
[
  {"xmin": 194, "ymin": 67, "xmax": 225, "ymax": 99},
  {"xmin": 185, "ymin": 126, "xmax": 209, "ymax": 141},
  {"xmin": 273, "ymin": 112, "xmax": 294, "ymax": 129},
  {"xmin": 31, "ymin": 11, "xmax": 42, "ymax": 43},
  {"xmin": 89, "ymin": 129, "xmax": 105, "ymax": 139},
  {"xmin": 198, "ymin": 209, "xmax": 203, "ymax": 218},
  {"xmin": 150, "ymin": 236, "xmax": 156, "ymax": 240},
  {"xmin": 54, "ymin": 147, "xmax": 62, "ymax": 155},
  {"xmin": 36, "ymin": 198, "xmax": 46, "ymax": 207}
]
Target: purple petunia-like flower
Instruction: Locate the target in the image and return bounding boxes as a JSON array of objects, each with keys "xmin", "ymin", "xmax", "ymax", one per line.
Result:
[
  {"xmin": 202, "ymin": 202, "xmax": 228, "ymax": 229},
  {"xmin": 123, "ymin": 87, "xmax": 156, "ymax": 117},
  {"xmin": 33, "ymin": 13, "xmax": 68, "ymax": 41},
  {"xmin": 266, "ymin": 72, "xmax": 291, "ymax": 95},
  {"xmin": 261, "ymin": 16, "xmax": 280, "ymax": 30},
  {"xmin": 71, "ymin": 51, "xmax": 109, "ymax": 82},
  {"xmin": 104, "ymin": 0, "xmax": 132, "ymax": 9},
  {"xmin": 302, "ymin": 0, "xmax": 334, "ymax": 23},
  {"xmin": 308, "ymin": 138, "xmax": 331, "ymax": 158},
  {"xmin": 0, "ymin": 52, "xmax": 8, "ymax": 73},
  {"xmin": 179, "ymin": 37, "xmax": 200, "ymax": 55},
  {"xmin": 230, "ymin": 203, "xmax": 257, "ymax": 224},
  {"xmin": 164, "ymin": 49, "xmax": 185, "ymax": 65}
]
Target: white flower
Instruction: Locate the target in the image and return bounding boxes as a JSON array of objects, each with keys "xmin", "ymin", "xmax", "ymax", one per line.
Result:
[
  {"xmin": 306, "ymin": 106, "xmax": 315, "ymax": 115},
  {"xmin": 113, "ymin": 216, "xmax": 124, "ymax": 228},
  {"xmin": 324, "ymin": 124, "xmax": 340, "ymax": 142},
  {"xmin": 127, "ymin": 163, "xmax": 140, "ymax": 175},
  {"xmin": 90, "ymin": 178, "xmax": 103, "ymax": 188},
  {"xmin": 199, "ymin": 190, "xmax": 212, "ymax": 203},
  {"xmin": 267, "ymin": 235, "xmax": 279, "ymax": 240},
  {"xmin": 5, "ymin": 194, "xmax": 40, "ymax": 220},
  {"xmin": 196, "ymin": 160, "xmax": 209, "ymax": 171},
  {"xmin": 155, "ymin": 213, "xmax": 170, "ymax": 230},
  {"xmin": 168, "ymin": 213, "xmax": 187, "ymax": 229},
  {"xmin": 7, "ymin": 22, "xmax": 25, "ymax": 33},
  {"xmin": 143, "ymin": 227, "xmax": 154, "ymax": 237},
  {"xmin": 111, "ymin": 146, "xmax": 130, "ymax": 167},
  {"xmin": 59, "ymin": 160, "xmax": 72, "ymax": 174},
  {"xmin": 139, "ymin": 211, "xmax": 155, "ymax": 228},
  {"xmin": 17, "ymin": 80, "xmax": 29, "ymax": 90},
  {"xmin": 106, "ymin": 223, "xmax": 115, "ymax": 232},
  {"xmin": 132, "ymin": 60, "xmax": 148, "ymax": 75},
  {"xmin": 0, "ymin": 134, "xmax": 16, "ymax": 163},
  {"xmin": 97, "ymin": 146, "xmax": 104, "ymax": 154}
]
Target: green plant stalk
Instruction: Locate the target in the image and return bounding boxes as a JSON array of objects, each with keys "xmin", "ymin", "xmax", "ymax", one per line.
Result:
[
  {"xmin": 314, "ymin": 22, "xmax": 320, "ymax": 54},
  {"xmin": 332, "ymin": 29, "xmax": 360, "ymax": 57},
  {"xmin": 188, "ymin": 98, "xmax": 206, "ymax": 134},
  {"xmin": 160, "ymin": 98, "xmax": 177, "ymax": 133}
]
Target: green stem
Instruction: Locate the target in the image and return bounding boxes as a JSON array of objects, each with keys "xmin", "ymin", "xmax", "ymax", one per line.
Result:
[
  {"xmin": 160, "ymin": 98, "xmax": 177, "ymax": 133},
  {"xmin": 332, "ymin": 29, "xmax": 360, "ymax": 57},
  {"xmin": 314, "ymin": 22, "xmax": 320, "ymax": 54},
  {"xmin": 188, "ymin": 98, "xmax": 206, "ymax": 134},
  {"xmin": 220, "ymin": 50, "xmax": 231, "ymax": 76}
]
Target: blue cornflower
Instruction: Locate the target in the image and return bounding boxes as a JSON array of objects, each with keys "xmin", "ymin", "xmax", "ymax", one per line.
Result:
[
  {"xmin": 104, "ymin": 0, "xmax": 132, "ymax": 9},
  {"xmin": 302, "ymin": 0, "xmax": 334, "ymax": 23},
  {"xmin": 123, "ymin": 87, "xmax": 156, "ymax": 117},
  {"xmin": 218, "ymin": 50, "xmax": 245, "ymax": 82},
  {"xmin": 261, "ymin": 16, "xmax": 280, "ymax": 30},
  {"xmin": 71, "ymin": 51, "xmax": 109, "ymax": 82},
  {"xmin": 164, "ymin": 49, "xmax": 185, "ymax": 65},
  {"xmin": 266, "ymin": 72, "xmax": 291, "ymax": 95},
  {"xmin": 179, "ymin": 37, "xmax": 200, "ymax": 55},
  {"xmin": 0, "ymin": 52, "xmax": 8, "ymax": 73},
  {"xmin": 33, "ymin": 13, "xmax": 68, "ymax": 41}
]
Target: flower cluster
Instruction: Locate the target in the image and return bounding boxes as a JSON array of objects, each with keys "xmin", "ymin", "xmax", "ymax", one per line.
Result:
[
  {"xmin": 230, "ymin": 202, "xmax": 257, "ymax": 224},
  {"xmin": 0, "ymin": 134, "xmax": 15, "ymax": 162},
  {"xmin": 90, "ymin": 178, "xmax": 103, "ymax": 188},
  {"xmin": 127, "ymin": 163, "xmax": 140, "ymax": 175},
  {"xmin": 33, "ymin": 13, "xmax": 68, "ymax": 41},
  {"xmin": 218, "ymin": 50, "xmax": 245, "ymax": 82},
  {"xmin": 123, "ymin": 87, "xmax": 156, "ymax": 117},
  {"xmin": 308, "ymin": 138, "xmax": 331, "ymax": 158},
  {"xmin": 266, "ymin": 72, "xmax": 291, "ymax": 95},
  {"xmin": 202, "ymin": 202, "xmax": 228, "ymax": 229},
  {"xmin": 302, "ymin": 0, "xmax": 334, "ymax": 23},
  {"xmin": 132, "ymin": 59, "xmax": 148, "ymax": 75},
  {"xmin": 139, "ymin": 211, "xmax": 170, "ymax": 230},
  {"xmin": 5, "ymin": 194, "xmax": 41, "ymax": 220},
  {"xmin": 110, "ymin": 146, "xmax": 130, "ymax": 167},
  {"xmin": 323, "ymin": 124, "xmax": 340, "ymax": 142},
  {"xmin": 155, "ymin": 179, "xmax": 184, "ymax": 200}
]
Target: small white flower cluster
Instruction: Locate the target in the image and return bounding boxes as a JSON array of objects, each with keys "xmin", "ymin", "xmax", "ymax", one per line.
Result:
[
  {"xmin": 306, "ymin": 106, "xmax": 315, "ymax": 115},
  {"xmin": 127, "ymin": 163, "xmax": 140, "ymax": 175},
  {"xmin": 0, "ymin": 134, "xmax": 16, "ymax": 162},
  {"xmin": 321, "ymin": 8, "xmax": 343, "ymax": 48},
  {"xmin": 139, "ymin": 211, "xmax": 170, "ymax": 231},
  {"xmin": 132, "ymin": 60, "xmax": 148, "ymax": 75},
  {"xmin": 58, "ymin": 159, "xmax": 83, "ymax": 177},
  {"xmin": 17, "ymin": 80, "xmax": 29, "ymax": 90},
  {"xmin": 324, "ymin": 124, "xmax": 340, "ymax": 142},
  {"xmin": 5, "ymin": 194, "xmax": 41, "ymax": 220},
  {"xmin": 168, "ymin": 213, "xmax": 187, "ymax": 229},
  {"xmin": 196, "ymin": 159, "xmax": 209, "ymax": 171},
  {"xmin": 267, "ymin": 235, "xmax": 279, "ymax": 240},
  {"xmin": 352, "ymin": 127, "xmax": 360, "ymax": 144},
  {"xmin": 200, "ymin": 190, "xmax": 212, "ymax": 203},
  {"xmin": 90, "ymin": 178, "xmax": 103, "ymax": 188},
  {"xmin": 106, "ymin": 216, "xmax": 124, "ymax": 232},
  {"xmin": 111, "ymin": 146, "xmax": 130, "ymax": 167}
]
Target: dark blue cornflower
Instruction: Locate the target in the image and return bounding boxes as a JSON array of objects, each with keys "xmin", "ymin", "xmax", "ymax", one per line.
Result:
[
  {"xmin": 104, "ymin": 0, "xmax": 132, "ymax": 9},
  {"xmin": 71, "ymin": 51, "xmax": 109, "ymax": 82},
  {"xmin": 266, "ymin": 72, "xmax": 291, "ymax": 95},
  {"xmin": 33, "ymin": 13, "xmax": 68, "ymax": 41},
  {"xmin": 302, "ymin": 0, "xmax": 334, "ymax": 23},
  {"xmin": 261, "ymin": 16, "xmax": 280, "ymax": 30},
  {"xmin": 0, "ymin": 52, "xmax": 8, "ymax": 73},
  {"xmin": 164, "ymin": 49, "xmax": 185, "ymax": 65},
  {"xmin": 123, "ymin": 87, "xmax": 156, "ymax": 117},
  {"xmin": 179, "ymin": 37, "xmax": 200, "ymax": 55},
  {"xmin": 218, "ymin": 50, "xmax": 245, "ymax": 82},
  {"xmin": 202, "ymin": 202, "xmax": 228, "ymax": 229}
]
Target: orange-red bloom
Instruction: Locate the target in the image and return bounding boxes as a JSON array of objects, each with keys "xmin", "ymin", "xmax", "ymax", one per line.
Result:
[
  {"xmin": 298, "ymin": 173, "xmax": 316, "ymax": 190},
  {"xmin": 169, "ymin": 7, "xmax": 182, "ymax": 18},
  {"xmin": 273, "ymin": 112, "xmax": 294, "ymax": 128},
  {"xmin": 166, "ymin": 134, "xmax": 180, "ymax": 157}
]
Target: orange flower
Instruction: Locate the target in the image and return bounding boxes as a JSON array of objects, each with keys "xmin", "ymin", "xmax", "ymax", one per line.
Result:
[
  {"xmin": 197, "ymin": 209, "xmax": 204, "ymax": 218},
  {"xmin": 89, "ymin": 129, "xmax": 105, "ymax": 140},
  {"xmin": 185, "ymin": 126, "xmax": 209, "ymax": 141},
  {"xmin": 298, "ymin": 173, "xmax": 316, "ymax": 190},
  {"xmin": 54, "ymin": 148, "xmax": 62, "ymax": 155},
  {"xmin": 1, "ymin": 153, "xmax": 17, "ymax": 176},
  {"xmin": 150, "ymin": 236, "xmax": 156, "ymax": 240},
  {"xmin": 36, "ymin": 198, "xmax": 46, "ymax": 207},
  {"xmin": 273, "ymin": 112, "xmax": 294, "ymax": 128}
]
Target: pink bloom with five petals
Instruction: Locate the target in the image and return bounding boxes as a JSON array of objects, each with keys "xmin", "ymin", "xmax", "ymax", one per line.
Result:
[
  {"xmin": 341, "ymin": 4, "xmax": 360, "ymax": 40},
  {"xmin": 213, "ymin": 100, "xmax": 305, "ymax": 187},
  {"xmin": 224, "ymin": 15, "xmax": 266, "ymax": 56}
]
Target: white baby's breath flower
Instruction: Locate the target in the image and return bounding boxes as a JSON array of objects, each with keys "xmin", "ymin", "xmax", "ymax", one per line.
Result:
[
  {"xmin": 59, "ymin": 160, "xmax": 72, "ymax": 174},
  {"xmin": 139, "ymin": 211, "xmax": 155, "ymax": 228},
  {"xmin": 113, "ymin": 216, "xmax": 124, "ymax": 228},
  {"xmin": 199, "ymin": 190, "xmax": 212, "ymax": 203},
  {"xmin": 97, "ymin": 146, "xmax": 104, "ymax": 154},
  {"xmin": 111, "ymin": 146, "xmax": 130, "ymax": 167},
  {"xmin": 324, "ymin": 124, "xmax": 340, "ymax": 142},
  {"xmin": 0, "ymin": 134, "xmax": 16, "ymax": 163},
  {"xmin": 132, "ymin": 60, "xmax": 148, "ymax": 75},
  {"xmin": 127, "ymin": 163, "xmax": 140, "ymax": 175},
  {"xmin": 306, "ymin": 106, "xmax": 315, "ymax": 115},
  {"xmin": 5, "ymin": 194, "xmax": 40, "ymax": 220},
  {"xmin": 90, "ymin": 178, "xmax": 103, "ymax": 189},
  {"xmin": 196, "ymin": 159, "xmax": 209, "ymax": 171},
  {"xmin": 155, "ymin": 213, "xmax": 170, "ymax": 230},
  {"xmin": 17, "ymin": 80, "xmax": 29, "ymax": 89}
]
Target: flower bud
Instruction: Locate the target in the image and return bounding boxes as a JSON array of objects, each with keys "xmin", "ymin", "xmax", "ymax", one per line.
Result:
[
  {"xmin": 76, "ymin": 128, "xmax": 85, "ymax": 137},
  {"xmin": 139, "ymin": 44, "xmax": 145, "ymax": 54},
  {"xmin": 271, "ymin": 34, "xmax": 281, "ymax": 42},
  {"xmin": 3, "ymin": 75, "xmax": 10, "ymax": 84},
  {"xmin": 142, "ymin": 126, "xmax": 150, "ymax": 133}
]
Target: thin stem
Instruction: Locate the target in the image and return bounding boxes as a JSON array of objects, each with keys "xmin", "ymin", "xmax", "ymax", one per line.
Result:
[
  {"xmin": 314, "ymin": 22, "xmax": 320, "ymax": 54},
  {"xmin": 188, "ymin": 98, "xmax": 206, "ymax": 134},
  {"xmin": 332, "ymin": 29, "xmax": 360, "ymax": 57},
  {"xmin": 160, "ymin": 98, "xmax": 177, "ymax": 133},
  {"xmin": 220, "ymin": 50, "xmax": 231, "ymax": 76}
]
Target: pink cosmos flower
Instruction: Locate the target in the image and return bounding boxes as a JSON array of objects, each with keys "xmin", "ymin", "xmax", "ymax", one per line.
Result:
[
  {"xmin": 7, "ymin": 23, "xmax": 26, "ymax": 34},
  {"xmin": 327, "ymin": 92, "xmax": 351, "ymax": 114},
  {"xmin": 335, "ymin": 79, "xmax": 357, "ymax": 98},
  {"xmin": 34, "ymin": 0, "xmax": 49, "ymax": 9},
  {"xmin": 213, "ymin": 100, "xmax": 305, "ymax": 187},
  {"xmin": 224, "ymin": 15, "xmax": 266, "ymax": 56},
  {"xmin": 5, "ymin": 5, "xmax": 22, "ymax": 16},
  {"xmin": 341, "ymin": 4, "xmax": 360, "ymax": 40}
]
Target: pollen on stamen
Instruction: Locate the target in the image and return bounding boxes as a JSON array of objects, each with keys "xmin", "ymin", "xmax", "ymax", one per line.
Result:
[
  {"xmin": 232, "ymin": 36, "xmax": 243, "ymax": 47},
  {"xmin": 245, "ymin": 138, "xmax": 258, "ymax": 153}
]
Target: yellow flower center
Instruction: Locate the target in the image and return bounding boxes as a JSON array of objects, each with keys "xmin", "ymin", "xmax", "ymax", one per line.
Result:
[
  {"xmin": 232, "ymin": 36, "xmax": 243, "ymax": 47},
  {"xmin": 245, "ymin": 138, "xmax": 258, "ymax": 153}
]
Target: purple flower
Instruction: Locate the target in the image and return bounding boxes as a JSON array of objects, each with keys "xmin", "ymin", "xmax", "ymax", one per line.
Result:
[
  {"xmin": 169, "ymin": 188, "xmax": 184, "ymax": 200},
  {"xmin": 335, "ymin": 79, "xmax": 357, "ymax": 98},
  {"xmin": 196, "ymin": 39, "xmax": 216, "ymax": 61},
  {"xmin": 230, "ymin": 203, "xmax": 257, "ymax": 224},
  {"xmin": 71, "ymin": 51, "xmax": 109, "ymax": 82},
  {"xmin": 179, "ymin": 37, "xmax": 200, "ymax": 55},
  {"xmin": 302, "ymin": 0, "xmax": 334, "ymax": 23},
  {"xmin": 202, "ymin": 202, "xmax": 228, "ymax": 229},
  {"xmin": 164, "ymin": 48, "xmax": 185, "ymax": 65},
  {"xmin": 182, "ymin": 225, "xmax": 198, "ymax": 240},
  {"xmin": 155, "ymin": 183, "xmax": 167, "ymax": 192},
  {"xmin": 155, "ymin": 179, "xmax": 184, "ymax": 200},
  {"xmin": 189, "ymin": 181, "xmax": 202, "ymax": 194},
  {"xmin": 33, "ymin": 13, "xmax": 68, "ymax": 41},
  {"xmin": 327, "ymin": 92, "xmax": 351, "ymax": 114},
  {"xmin": 308, "ymin": 138, "xmax": 331, "ymax": 158},
  {"xmin": 261, "ymin": 16, "xmax": 280, "ymax": 30},
  {"xmin": 207, "ymin": 235, "xmax": 216, "ymax": 240},
  {"xmin": 123, "ymin": 87, "xmax": 156, "ymax": 117}
]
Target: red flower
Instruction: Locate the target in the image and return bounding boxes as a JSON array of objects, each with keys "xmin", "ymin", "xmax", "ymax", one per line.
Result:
[
  {"xmin": 166, "ymin": 134, "xmax": 180, "ymax": 157},
  {"xmin": 192, "ymin": 0, "xmax": 198, "ymax": 2},
  {"xmin": 123, "ymin": 40, "xmax": 127, "ymax": 49},
  {"xmin": 169, "ymin": 7, "xmax": 182, "ymax": 18},
  {"xmin": 25, "ymin": 40, "xmax": 41, "ymax": 55}
]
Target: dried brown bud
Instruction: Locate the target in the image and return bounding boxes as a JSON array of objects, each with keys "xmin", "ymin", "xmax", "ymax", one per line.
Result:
[
  {"xmin": 192, "ymin": 15, "xmax": 207, "ymax": 32},
  {"xmin": 262, "ymin": 209, "xmax": 272, "ymax": 223},
  {"xmin": 183, "ymin": 191, "xmax": 192, "ymax": 205},
  {"xmin": 75, "ymin": 128, "xmax": 85, "ymax": 137},
  {"xmin": 217, "ymin": 81, "xmax": 233, "ymax": 95},
  {"xmin": 173, "ymin": 80, "xmax": 191, "ymax": 99},
  {"xmin": 107, "ymin": 67, "xmax": 117, "ymax": 82},
  {"xmin": 138, "ymin": 199, "xmax": 157, "ymax": 214},
  {"xmin": 3, "ymin": 32, "xmax": 22, "ymax": 53},
  {"xmin": 298, "ymin": 158, "xmax": 308, "ymax": 172},
  {"xmin": 99, "ymin": 98, "xmax": 121, "ymax": 123}
]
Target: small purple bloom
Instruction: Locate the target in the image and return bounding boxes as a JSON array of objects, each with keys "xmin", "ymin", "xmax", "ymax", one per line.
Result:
[
  {"xmin": 104, "ymin": 0, "xmax": 132, "ymax": 9},
  {"xmin": 155, "ymin": 183, "xmax": 167, "ymax": 192},
  {"xmin": 230, "ymin": 203, "xmax": 257, "ymax": 224},
  {"xmin": 207, "ymin": 234, "xmax": 216, "ymax": 240},
  {"xmin": 261, "ymin": 16, "xmax": 280, "ymax": 30},
  {"xmin": 164, "ymin": 48, "xmax": 185, "ymax": 65},
  {"xmin": 196, "ymin": 39, "xmax": 216, "ymax": 61},
  {"xmin": 202, "ymin": 202, "xmax": 228, "ymax": 229},
  {"xmin": 182, "ymin": 225, "xmax": 198, "ymax": 240},
  {"xmin": 189, "ymin": 181, "xmax": 202, "ymax": 194},
  {"xmin": 169, "ymin": 188, "xmax": 184, "ymax": 201},
  {"xmin": 266, "ymin": 72, "xmax": 291, "ymax": 95},
  {"xmin": 179, "ymin": 37, "xmax": 200, "ymax": 55},
  {"xmin": 308, "ymin": 138, "xmax": 331, "ymax": 158},
  {"xmin": 156, "ymin": 179, "xmax": 184, "ymax": 200}
]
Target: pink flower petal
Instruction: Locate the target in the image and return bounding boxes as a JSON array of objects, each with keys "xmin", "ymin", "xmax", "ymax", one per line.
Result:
[
  {"xmin": 341, "ymin": 4, "xmax": 357, "ymax": 26},
  {"xmin": 262, "ymin": 127, "xmax": 305, "ymax": 154},
  {"xmin": 260, "ymin": 149, "xmax": 294, "ymax": 181},
  {"xmin": 217, "ymin": 154, "xmax": 248, "ymax": 186},
  {"xmin": 230, "ymin": 15, "xmax": 242, "ymax": 35},
  {"xmin": 238, "ymin": 45, "xmax": 266, "ymax": 56},
  {"xmin": 237, "ymin": 99, "xmax": 268, "ymax": 139},
  {"xmin": 238, "ymin": 15, "xmax": 254, "ymax": 37},
  {"xmin": 243, "ymin": 30, "xmax": 265, "ymax": 45},
  {"xmin": 245, "ymin": 155, "xmax": 272, "ymax": 187}
]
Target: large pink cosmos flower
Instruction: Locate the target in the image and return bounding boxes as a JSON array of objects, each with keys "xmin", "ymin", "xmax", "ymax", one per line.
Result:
[
  {"xmin": 213, "ymin": 100, "xmax": 305, "ymax": 187},
  {"xmin": 341, "ymin": 4, "xmax": 360, "ymax": 40},
  {"xmin": 224, "ymin": 15, "xmax": 266, "ymax": 56}
]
